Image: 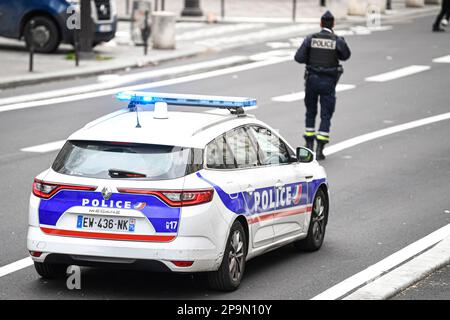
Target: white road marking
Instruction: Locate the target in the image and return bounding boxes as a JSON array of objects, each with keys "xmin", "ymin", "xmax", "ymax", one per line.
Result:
[
  {"xmin": 312, "ymin": 223, "xmax": 450, "ymax": 300},
  {"xmin": 0, "ymin": 257, "xmax": 33, "ymax": 278},
  {"xmin": 365, "ymin": 65, "xmax": 430, "ymax": 82},
  {"xmin": 249, "ymin": 49, "xmax": 295, "ymax": 61},
  {"xmin": 271, "ymin": 84, "xmax": 356, "ymax": 102},
  {"xmin": 432, "ymin": 55, "xmax": 450, "ymax": 63},
  {"xmin": 21, "ymin": 140, "xmax": 66, "ymax": 153},
  {"xmin": 0, "ymin": 56, "xmax": 292, "ymax": 114},
  {"xmin": 176, "ymin": 23, "xmax": 264, "ymax": 41},
  {"xmin": 195, "ymin": 24, "xmax": 317, "ymax": 48},
  {"xmin": 324, "ymin": 111, "xmax": 450, "ymax": 156}
]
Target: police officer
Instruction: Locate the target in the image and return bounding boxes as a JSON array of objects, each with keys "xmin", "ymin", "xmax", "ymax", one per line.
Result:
[{"xmin": 294, "ymin": 11, "xmax": 351, "ymax": 160}]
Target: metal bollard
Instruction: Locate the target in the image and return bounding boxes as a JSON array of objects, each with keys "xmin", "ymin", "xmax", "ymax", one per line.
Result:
[
  {"xmin": 386, "ymin": 0, "xmax": 392, "ymax": 10},
  {"xmin": 181, "ymin": 0, "xmax": 203, "ymax": 17},
  {"xmin": 74, "ymin": 29, "xmax": 80, "ymax": 67},
  {"xmin": 29, "ymin": 20, "xmax": 35, "ymax": 72},
  {"xmin": 293, "ymin": 0, "xmax": 297, "ymax": 22},
  {"xmin": 221, "ymin": 0, "xmax": 225, "ymax": 20}
]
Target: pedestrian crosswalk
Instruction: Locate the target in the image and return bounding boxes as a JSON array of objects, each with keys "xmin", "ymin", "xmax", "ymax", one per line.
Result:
[{"xmin": 115, "ymin": 21, "xmax": 318, "ymax": 50}]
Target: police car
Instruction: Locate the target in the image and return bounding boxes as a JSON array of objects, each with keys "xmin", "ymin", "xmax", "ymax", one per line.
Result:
[{"xmin": 27, "ymin": 92, "xmax": 329, "ymax": 291}]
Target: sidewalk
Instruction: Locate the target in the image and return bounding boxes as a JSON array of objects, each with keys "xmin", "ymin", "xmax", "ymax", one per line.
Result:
[
  {"xmin": 117, "ymin": 0, "xmax": 433, "ymax": 22},
  {"xmin": 0, "ymin": 0, "xmax": 440, "ymax": 89},
  {"xmin": 392, "ymin": 264, "xmax": 450, "ymax": 300}
]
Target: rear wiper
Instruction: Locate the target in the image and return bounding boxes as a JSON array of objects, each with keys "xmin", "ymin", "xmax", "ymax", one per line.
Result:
[{"xmin": 108, "ymin": 169, "xmax": 147, "ymax": 178}]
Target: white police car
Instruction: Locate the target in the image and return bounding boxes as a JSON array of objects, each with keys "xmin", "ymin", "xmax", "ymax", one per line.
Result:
[{"xmin": 27, "ymin": 91, "xmax": 329, "ymax": 291}]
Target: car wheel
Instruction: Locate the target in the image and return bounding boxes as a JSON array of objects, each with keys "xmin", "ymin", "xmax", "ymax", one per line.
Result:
[
  {"xmin": 207, "ymin": 221, "xmax": 247, "ymax": 291},
  {"xmin": 34, "ymin": 261, "xmax": 67, "ymax": 279},
  {"xmin": 24, "ymin": 16, "xmax": 60, "ymax": 53},
  {"xmin": 294, "ymin": 188, "xmax": 328, "ymax": 252}
]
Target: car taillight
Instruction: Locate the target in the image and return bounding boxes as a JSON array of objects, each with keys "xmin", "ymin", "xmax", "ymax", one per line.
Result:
[
  {"xmin": 117, "ymin": 188, "xmax": 214, "ymax": 207},
  {"xmin": 32, "ymin": 179, "xmax": 97, "ymax": 199}
]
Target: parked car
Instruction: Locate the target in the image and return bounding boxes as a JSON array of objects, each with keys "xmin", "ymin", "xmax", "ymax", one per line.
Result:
[{"xmin": 0, "ymin": 0, "xmax": 117, "ymax": 53}]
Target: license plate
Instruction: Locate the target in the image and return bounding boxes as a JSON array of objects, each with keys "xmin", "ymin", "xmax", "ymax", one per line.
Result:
[
  {"xmin": 77, "ymin": 215, "xmax": 136, "ymax": 232},
  {"xmin": 98, "ymin": 24, "xmax": 112, "ymax": 33}
]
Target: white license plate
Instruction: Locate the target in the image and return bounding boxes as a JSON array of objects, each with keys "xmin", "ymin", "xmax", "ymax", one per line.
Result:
[
  {"xmin": 77, "ymin": 215, "xmax": 136, "ymax": 232},
  {"xmin": 98, "ymin": 24, "xmax": 112, "ymax": 33}
]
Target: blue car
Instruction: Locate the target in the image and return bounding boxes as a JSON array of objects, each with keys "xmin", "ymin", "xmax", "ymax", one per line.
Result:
[{"xmin": 0, "ymin": 0, "xmax": 117, "ymax": 53}]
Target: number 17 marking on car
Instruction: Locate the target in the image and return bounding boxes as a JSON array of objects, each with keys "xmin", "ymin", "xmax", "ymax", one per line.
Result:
[{"xmin": 166, "ymin": 221, "xmax": 178, "ymax": 231}]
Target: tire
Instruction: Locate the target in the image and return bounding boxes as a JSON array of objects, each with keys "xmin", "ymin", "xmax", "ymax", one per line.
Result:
[
  {"xmin": 207, "ymin": 221, "xmax": 247, "ymax": 291},
  {"xmin": 24, "ymin": 16, "xmax": 60, "ymax": 53},
  {"xmin": 294, "ymin": 188, "xmax": 328, "ymax": 252},
  {"xmin": 34, "ymin": 261, "xmax": 67, "ymax": 279}
]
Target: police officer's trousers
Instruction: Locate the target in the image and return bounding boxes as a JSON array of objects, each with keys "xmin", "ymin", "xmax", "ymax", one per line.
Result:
[{"xmin": 304, "ymin": 73, "xmax": 336, "ymax": 144}]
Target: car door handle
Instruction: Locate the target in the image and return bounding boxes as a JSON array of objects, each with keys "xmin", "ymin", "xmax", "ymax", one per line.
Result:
[
  {"xmin": 245, "ymin": 185, "xmax": 255, "ymax": 195},
  {"xmin": 275, "ymin": 181, "xmax": 284, "ymax": 190}
]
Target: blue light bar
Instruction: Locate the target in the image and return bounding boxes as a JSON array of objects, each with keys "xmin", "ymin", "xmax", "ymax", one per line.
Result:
[{"xmin": 116, "ymin": 91, "xmax": 257, "ymax": 108}]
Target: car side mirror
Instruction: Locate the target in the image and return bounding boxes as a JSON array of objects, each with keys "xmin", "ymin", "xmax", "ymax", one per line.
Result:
[{"xmin": 296, "ymin": 147, "xmax": 315, "ymax": 163}]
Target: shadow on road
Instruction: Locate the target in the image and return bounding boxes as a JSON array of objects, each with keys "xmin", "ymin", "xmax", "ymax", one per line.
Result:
[{"xmin": 28, "ymin": 244, "xmax": 310, "ymax": 299}]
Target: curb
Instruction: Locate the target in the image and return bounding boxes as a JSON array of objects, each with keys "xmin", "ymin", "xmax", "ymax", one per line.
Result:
[
  {"xmin": 0, "ymin": 46, "xmax": 206, "ymax": 90},
  {"xmin": 344, "ymin": 236, "xmax": 450, "ymax": 300}
]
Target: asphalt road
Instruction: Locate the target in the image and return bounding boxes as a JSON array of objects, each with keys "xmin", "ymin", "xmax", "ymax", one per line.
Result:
[{"xmin": 0, "ymin": 14, "xmax": 450, "ymax": 300}]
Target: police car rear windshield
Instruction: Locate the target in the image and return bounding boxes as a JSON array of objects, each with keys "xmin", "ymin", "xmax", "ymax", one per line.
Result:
[{"xmin": 52, "ymin": 140, "xmax": 202, "ymax": 180}]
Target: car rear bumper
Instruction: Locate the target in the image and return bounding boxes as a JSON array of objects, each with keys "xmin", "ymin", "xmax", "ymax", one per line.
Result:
[{"xmin": 27, "ymin": 226, "xmax": 223, "ymax": 272}]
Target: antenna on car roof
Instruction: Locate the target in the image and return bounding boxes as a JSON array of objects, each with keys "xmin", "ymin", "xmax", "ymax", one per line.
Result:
[{"xmin": 128, "ymin": 98, "xmax": 142, "ymax": 128}]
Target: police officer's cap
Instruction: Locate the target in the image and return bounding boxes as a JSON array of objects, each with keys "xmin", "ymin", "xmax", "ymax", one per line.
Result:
[{"xmin": 321, "ymin": 10, "xmax": 334, "ymax": 23}]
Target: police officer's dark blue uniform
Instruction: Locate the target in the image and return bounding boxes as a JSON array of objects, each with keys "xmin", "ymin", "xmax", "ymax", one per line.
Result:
[{"xmin": 294, "ymin": 11, "xmax": 351, "ymax": 160}]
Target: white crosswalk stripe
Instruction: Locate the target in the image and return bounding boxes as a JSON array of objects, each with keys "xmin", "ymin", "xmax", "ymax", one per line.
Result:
[
  {"xmin": 176, "ymin": 23, "xmax": 264, "ymax": 41},
  {"xmin": 195, "ymin": 24, "xmax": 317, "ymax": 48},
  {"xmin": 271, "ymin": 84, "xmax": 356, "ymax": 103}
]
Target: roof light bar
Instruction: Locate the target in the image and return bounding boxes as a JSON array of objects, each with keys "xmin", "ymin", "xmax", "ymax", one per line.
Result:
[{"xmin": 116, "ymin": 91, "xmax": 257, "ymax": 109}]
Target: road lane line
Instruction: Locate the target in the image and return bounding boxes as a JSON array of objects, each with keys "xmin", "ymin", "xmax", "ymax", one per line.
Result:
[
  {"xmin": 0, "ymin": 257, "xmax": 33, "ymax": 278},
  {"xmin": 432, "ymin": 55, "xmax": 450, "ymax": 63},
  {"xmin": 312, "ymin": 224, "xmax": 450, "ymax": 300},
  {"xmin": 271, "ymin": 84, "xmax": 356, "ymax": 102},
  {"xmin": 324, "ymin": 111, "xmax": 450, "ymax": 156},
  {"xmin": 0, "ymin": 57, "xmax": 292, "ymax": 114},
  {"xmin": 21, "ymin": 140, "xmax": 66, "ymax": 153},
  {"xmin": 365, "ymin": 65, "xmax": 430, "ymax": 82}
]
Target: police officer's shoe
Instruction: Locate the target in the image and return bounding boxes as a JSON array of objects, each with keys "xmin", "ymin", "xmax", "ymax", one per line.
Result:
[
  {"xmin": 433, "ymin": 25, "xmax": 445, "ymax": 32},
  {"xmin": 316, "ymin": 142, "xmax": 326, "ymax": 161},
  {"xmin": 305, "ymin": 140, "xmax": 314, "ymax": 150}
]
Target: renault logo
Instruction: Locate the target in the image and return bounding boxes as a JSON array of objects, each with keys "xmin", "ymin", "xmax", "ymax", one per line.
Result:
[
  {"xmin": 99, "ymin": 4, "xmax": 108, "ymax": 16},
  {"xmin": 101, "ymin": 186, "xmax": 113, "ymax": 200}
]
